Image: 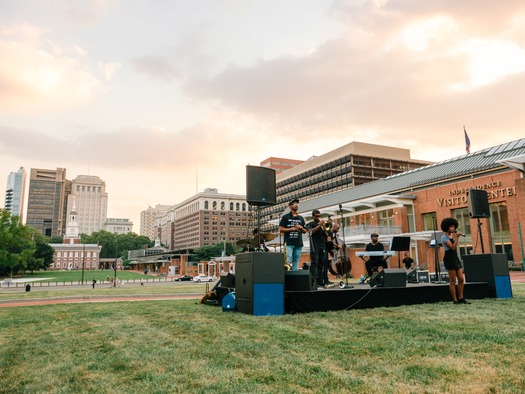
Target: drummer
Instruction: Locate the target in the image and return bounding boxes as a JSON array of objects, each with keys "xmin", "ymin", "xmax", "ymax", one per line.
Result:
[{"xmin": 252, "ymin": 228, "xmax": 269, "ymax": 252}]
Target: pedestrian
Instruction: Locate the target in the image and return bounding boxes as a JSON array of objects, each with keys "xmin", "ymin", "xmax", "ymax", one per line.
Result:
[{"xmin": 92, "ymin": 279, "xmax": 97, "ymax": 289}]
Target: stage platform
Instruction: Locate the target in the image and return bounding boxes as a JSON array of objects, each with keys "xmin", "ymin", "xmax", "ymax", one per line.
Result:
[{"xmin": 284, "ymin": 282, "xmax": 491, "ymax": 314}]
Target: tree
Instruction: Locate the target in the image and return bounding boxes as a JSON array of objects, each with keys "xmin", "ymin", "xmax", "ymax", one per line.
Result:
[
  {"xmin": 191, "ymin": 242, "xmax": 241, "ymax": 262},
  {"xmin": 29, "ymin": 232, "xmax": 55, "ymax": 272},
  {"xmin": 80, "ymin": 231, "xmax": 154, "ymax": 259},
  {"xmin": 0, "ymin": 209, "xmax": 36, "ymax": 277}
]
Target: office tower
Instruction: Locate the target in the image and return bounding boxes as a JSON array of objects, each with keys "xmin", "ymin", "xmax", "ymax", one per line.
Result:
[
  {"xmin": 105, "ymin": 218, "xmax": 133, "ymax": 234},
  {"xmin": 140, "ymin": 204, "xmax": 171, "ymax": 240},
  {"xmin": 66, "ymin": 175, "xmax": 108, "ymax": 235},
  {"xmin": 4, "ymin": 167, "xmax": 26, "ymax": 221},
  {"xmin": 26, "ymin": 168, "xmax": 71, "ymax": 237},
  {"xmin": 260, "ymin": 142, "xmax": 432, "ymax": 232},
  {"xmin": 155, "ymin": 188, "xmax": 251, "ymax": 251}
]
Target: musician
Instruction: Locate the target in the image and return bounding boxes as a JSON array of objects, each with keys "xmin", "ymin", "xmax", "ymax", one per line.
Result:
[
  {"xmin": 252, "ymin": 228, "xmax": 269, "ymax": 252},
  {"xmin": 305, "ymin": 209, "xmax": 329, "ymax": 288},
  {"xmin": 402, "ymin": 252, "xmax": 414, "ymax": 269},
  {"xmin": 279, "ymin": 198, "xmax": 307, "ymax": 271},
  {"xmin": 440, "ymin": 217, "xmax": 469, "ymax": 304},
  {"xmin": 365, "ymin": 233, "xmax": 387, "ymax": 275}
]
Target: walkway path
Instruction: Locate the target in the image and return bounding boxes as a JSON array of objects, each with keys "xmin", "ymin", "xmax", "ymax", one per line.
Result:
[{"xmin": 0, "ymin": 293, "xmax": 201, "ymax": 308}]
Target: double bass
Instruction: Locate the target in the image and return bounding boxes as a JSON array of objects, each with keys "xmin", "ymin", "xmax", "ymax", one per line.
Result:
[{"xmin": 328, "ymin": 232, "xmax": 351, "ymax": 277}]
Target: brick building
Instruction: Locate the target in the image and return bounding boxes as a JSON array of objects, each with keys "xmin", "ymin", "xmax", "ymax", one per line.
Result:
[{"xmin": 277, "ymin": 138, "xmax": 525, "ymax": 277}]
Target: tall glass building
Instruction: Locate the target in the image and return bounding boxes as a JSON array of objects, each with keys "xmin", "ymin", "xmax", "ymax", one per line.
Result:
[{"xmin": 4, "ymin": 167, "xmax": 26, "ymax": 222}]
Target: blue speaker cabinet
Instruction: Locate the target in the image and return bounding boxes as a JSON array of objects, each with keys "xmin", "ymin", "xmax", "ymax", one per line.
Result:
[
  {"xmin": 235, "ymin": 252, "xmax": 285, "ymax": 315},
  {"xmin": 463, "ymin": 253, "xmax": 512, "ymax": 298}
]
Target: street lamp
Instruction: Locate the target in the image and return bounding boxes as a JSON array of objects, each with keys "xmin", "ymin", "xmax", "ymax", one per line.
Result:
[
  {"xmin": 114, "ymin": 238, "xmax": 118, "ymax": 287},
  {"xmin": 81, "ymin": 242, "xmax": 85, "ymax": 285}
]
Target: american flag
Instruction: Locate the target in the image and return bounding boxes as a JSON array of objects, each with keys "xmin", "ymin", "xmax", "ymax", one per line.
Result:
[{"xmin": 464, "ymin": 126, "xmax": 471, "ymax": 154}]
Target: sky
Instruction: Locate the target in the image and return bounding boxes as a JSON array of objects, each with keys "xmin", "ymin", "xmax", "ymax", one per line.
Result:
[{"xmin": 2, "ymin": 0, "xmax": 525, "ymax": 231}]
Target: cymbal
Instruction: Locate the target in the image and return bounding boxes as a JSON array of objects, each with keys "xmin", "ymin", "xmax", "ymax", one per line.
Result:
[
  {"xmin": 236, "ymin": 239, "xmax": 258, "ymax": 247},
  {"xmin": 261, "ymin": 233, "xmax": 276, "ymax": 242}
]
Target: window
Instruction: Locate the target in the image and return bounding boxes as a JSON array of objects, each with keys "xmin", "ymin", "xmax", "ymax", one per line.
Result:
[
  {"xmin": 422, "ymin": 213, "xmax": 437, "ymax": 231},
  {"xmin": 230, "ymin": 202, "xmax": 234, "ymax": 210},
  {"xmin": 213, "ymin": 201, "xmax": 217, "ymax": 210},
  {"xmin": 221, "ymin": 202, "xmax": 225, "ymax": 210},
  {"xmin": 489, "ymin": 202, "xmax": 512, "ymax": 260},
  {"xmin": 204, "ymin": 201, "xmax": 209, "ymax": 210}
]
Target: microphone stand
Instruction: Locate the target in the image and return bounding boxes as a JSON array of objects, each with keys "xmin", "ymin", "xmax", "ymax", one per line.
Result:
[
  {"xmin": 432, "ymin": 216, "xmax": 447, "ymax": 284},
  {"xmin": 339, "ymin": 204, "xmax": 353, "ymax": 289}
]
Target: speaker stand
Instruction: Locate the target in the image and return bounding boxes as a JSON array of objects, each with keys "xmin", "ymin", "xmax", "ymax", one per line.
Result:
[
  {"xmin": 432, "ymin": 218, "xmax": 447, "ymax": 284},
  {"xmin": 477, "ymin": 218, "xmax": 485, "ymax": 254},
  {"xmin": 338, "ymin": 204, "xmax": 353, "ymax": 289}
]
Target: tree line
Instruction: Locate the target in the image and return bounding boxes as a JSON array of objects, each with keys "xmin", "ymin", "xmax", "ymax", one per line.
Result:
[{"xmin": 1, "ymin": 207, "xmax": 246, "ymax": 277}]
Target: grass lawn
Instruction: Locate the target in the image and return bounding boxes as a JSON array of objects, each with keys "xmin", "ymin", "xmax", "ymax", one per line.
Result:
[{"xmin": 0, "ymin": 284, "xmax": 524, "ymax": 393}]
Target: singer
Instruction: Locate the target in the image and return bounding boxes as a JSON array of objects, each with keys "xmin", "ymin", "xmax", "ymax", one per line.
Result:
[{"xmin": 440, "ymin": 217, "xmax": 470, "ymax": 305}]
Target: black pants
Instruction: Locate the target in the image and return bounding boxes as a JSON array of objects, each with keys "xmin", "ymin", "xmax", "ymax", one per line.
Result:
[
  {"xmin": 365, "ymin": 259, "xmax": 387, "ymax": 276},
  {"xmin": 310, "ymin": 248, "xmax": 326, "ymax": 285}
]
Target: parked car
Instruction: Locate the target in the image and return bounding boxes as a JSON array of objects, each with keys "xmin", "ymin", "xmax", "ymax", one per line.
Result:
[
  {"xmin": 175, "ymin": 274, "xmax": 193, "ymax": 282},
  {"xmin": 192, "ymin": 274, "xmax": 214, "ymax": 283}
]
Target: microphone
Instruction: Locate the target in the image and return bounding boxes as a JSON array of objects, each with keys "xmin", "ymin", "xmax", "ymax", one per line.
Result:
[{"xmin": 455, "ymin": 231, "xmax": 466, "ymax": 237}]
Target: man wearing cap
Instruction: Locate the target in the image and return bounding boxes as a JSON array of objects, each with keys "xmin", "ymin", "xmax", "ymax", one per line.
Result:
[
  {"xmin": 279, "ymin": 198, "xmax": 307, "ymax": 271},
  {"xmin": 365, "ymin": 233, "xmax": 387, "ymax": 276},
  {"xmin": 306, "ymin": 209, "xmax": 330, "ymax": 288}
]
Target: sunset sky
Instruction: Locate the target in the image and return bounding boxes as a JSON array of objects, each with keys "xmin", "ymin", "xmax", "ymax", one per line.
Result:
[{"xmin": 2, "ymin": 1, "xmax": 525, "ymax": 230}]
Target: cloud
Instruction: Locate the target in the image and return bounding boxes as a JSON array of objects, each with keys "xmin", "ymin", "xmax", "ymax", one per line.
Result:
[
  {"xmin": 0, "ymin": 24, "xmax": 101, "ymax": 113},
  {"xmin": 98, "ymin": 61, "xmax": 121, "ymax": 81},
  {"xmin": 130, "ymin": 55, "xmax": 180, "ymax": 82},
  {"xmin": 182, "ymin": 1, "xmax": 525, "ymax": 156},
  {"xmin": 61, "ymin": 0, "xmax": 117, "ymax": 26}
]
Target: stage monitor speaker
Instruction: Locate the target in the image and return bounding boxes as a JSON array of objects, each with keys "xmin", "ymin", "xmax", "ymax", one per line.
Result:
[
  {"xmin": 370, "ymin": 268, "xmax": 407, "ymax": 288},
  {"xmin": 467, "ymin": 189, "xmax": 491, "ymax": 218},
  {"xmin": 246, "ymin": 165, "xmax": 277, "ymax": 206},
  {"xmin": 406, "ymin": 268, "xmax": 417, "ymax": 283},
  {"xmin": 285, "ymin": 270, "xmax": 315, "ymax": 291}
]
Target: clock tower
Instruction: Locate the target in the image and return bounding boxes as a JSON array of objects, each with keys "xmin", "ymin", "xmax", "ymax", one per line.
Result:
[{"xmin": 65, "ymin": 198, "xmax": 80, "ymax": 243}]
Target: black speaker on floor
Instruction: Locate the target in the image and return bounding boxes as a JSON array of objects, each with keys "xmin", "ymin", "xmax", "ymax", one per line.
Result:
[
  {"xmin": 467, "ymin": 189, "xmax": 490, "ymax": 218},
  {"xmin": 285, "ymin": 270, "xmax": 315, "ymax": 291},
  {"xmin": 370, "ymin": 268, "xmax": 407, "ymax": 288},
  {"xmin": 246, "ymin": 165, "xmax": 276, "ymax": 206},
  {"xmin": 235, "ymin": 252, "xmax": 284, "ymax": 315}
]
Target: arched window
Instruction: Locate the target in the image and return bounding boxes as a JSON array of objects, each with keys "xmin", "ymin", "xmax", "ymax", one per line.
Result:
[
  {"xmin": 213, "ymin": 201, "xmax": 217, "ymax": 210},
  {"xmin": 236, "ymin": 203, "xmax": 240, "ymax": 211},
  {"xmin": 242, "ymin": 203, "xmax": 246, "ymax": 211},
  {"xmin": 230, "ymin": 202, "xmax": 234, "ymax": 210},
  {"xmin": 221, "ymin": 202, "xmax": 225, "ymax": 210},
  {"xmin": 204, "ymin": 201, "xmax": 209, "ymax": 210}
]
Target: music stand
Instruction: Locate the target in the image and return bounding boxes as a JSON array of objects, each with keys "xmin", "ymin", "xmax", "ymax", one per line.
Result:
[{"xmin": 390, "ymin": 236, "xmax": 410, "ymax": 268}]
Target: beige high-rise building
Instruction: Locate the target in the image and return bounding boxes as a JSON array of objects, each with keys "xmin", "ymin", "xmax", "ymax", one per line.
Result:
[
  {"xmin": 156, "ymin": 188, "xmax": 251, "ymax": 252},
  {"xmin": 66, "ymin": 175, "xmax": 108, "ymax": 235},
  {"xmin": 140, "ymin": 204, "xmax": 171, "ymax": 241}
]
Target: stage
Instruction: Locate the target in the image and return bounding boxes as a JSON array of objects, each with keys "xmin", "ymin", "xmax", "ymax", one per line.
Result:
[{"xmin": 284, "ymin": 282, "xmax": 491, "ymax": 314}]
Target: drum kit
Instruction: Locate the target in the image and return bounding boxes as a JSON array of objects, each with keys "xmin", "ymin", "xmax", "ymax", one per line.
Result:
[{"xmin": 236, "ymin": 233, "xmax": 276, "ymax": 252}]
